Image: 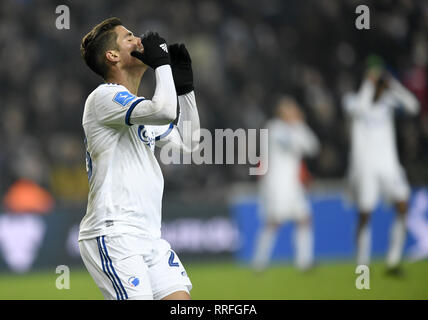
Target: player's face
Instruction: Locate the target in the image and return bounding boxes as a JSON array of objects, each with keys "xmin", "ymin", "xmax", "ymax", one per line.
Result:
[
  {"xmin": 278, "ymin": 104, "xmax": 303, "ymax": 124},
  {"xmin": 114, "ymin": 25, "xmax": 144, "ymax": 68}
]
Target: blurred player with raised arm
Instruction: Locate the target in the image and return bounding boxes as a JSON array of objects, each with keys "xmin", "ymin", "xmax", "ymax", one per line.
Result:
[
  {"xmin": 78, "ymin": 17, "xmax": 200, "ymax": 300},
  {"xmin": 343, "ymin": 56, "xmax": 419, "ymax": 275},
  {"xmin": 253, "ymin": 96, "xmax": 320, "ymax": 272}
]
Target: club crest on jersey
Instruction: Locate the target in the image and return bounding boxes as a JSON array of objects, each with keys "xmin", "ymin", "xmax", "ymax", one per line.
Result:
[
  {"xmin": 113, "ymin": 91, "xmax": 136, "ymax": 107},
  {"xmin": 138, "ymin": 125, "xmax": 155, "ymax": 150}
]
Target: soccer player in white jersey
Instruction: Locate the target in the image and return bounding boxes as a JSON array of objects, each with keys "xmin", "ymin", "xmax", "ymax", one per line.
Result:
[
  {"xmin": 342, "ymin": 59, "xmax": 419, "ymax": 275},
  {"xmin": 78, "ymin": 17, "xmax": 200, "ymax": 300},
  {"xmin": 253, "ymin": 96, "xmax": 320, "ymax": 272}
]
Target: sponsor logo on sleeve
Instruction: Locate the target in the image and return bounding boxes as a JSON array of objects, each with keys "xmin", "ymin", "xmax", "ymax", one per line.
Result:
[{"xmin": 113, "ymin": 91, "xmax": 136, "ymax": 107}]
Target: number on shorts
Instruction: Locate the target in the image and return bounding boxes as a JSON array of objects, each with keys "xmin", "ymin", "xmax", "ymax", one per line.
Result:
[{"xmin": 168, "ymin": 251, "xmax": 179, "ymax": 267}]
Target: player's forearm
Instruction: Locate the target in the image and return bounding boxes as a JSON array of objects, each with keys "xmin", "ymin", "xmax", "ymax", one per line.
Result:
[
  {"xmin": 176, "ymin": 91, "xmax": 200, "ymax": 153},
  {"xmin": 150, "ymin": 65, "xmax": 177, "ymax": 122},
  {"xmin": 129, "ymin": 65, "xmax": 177, "ymax": 125},
  {"xmin": 342, "ymin": 80, "xmax": 374, "ymax": 117},
  {"xmin": 305, "ymin": 130, "xmax": 320, "ymax": 157},
  {"xmin": 357, "ymin": 79, "xmax": 375, "ymax": 112},
  {"xmin": 389, "ymin": 78, "xmax": 420, "ymax": 115}
]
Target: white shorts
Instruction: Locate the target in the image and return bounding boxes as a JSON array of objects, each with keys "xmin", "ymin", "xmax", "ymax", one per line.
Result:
[
  {"xmin": 79, "ymin": 234, "xmax": 192, "ymax": 300},
  {"xmin": 349, "ymin": 166, "xmax": 410, "ymax": 213},
  {"xmin": 260, "ymin": 187, "xmax": 311, "ymax": 224}
]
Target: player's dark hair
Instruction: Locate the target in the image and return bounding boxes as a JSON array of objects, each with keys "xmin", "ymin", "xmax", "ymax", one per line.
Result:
[{"xmin": 81, "ymin": 17, "xmax": 123, "ymax": 78}]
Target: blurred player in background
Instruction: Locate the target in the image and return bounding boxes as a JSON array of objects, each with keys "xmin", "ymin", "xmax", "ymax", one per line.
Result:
[
  {"xmin": 342, "ymin": 56, "xmax": 420, "ymax": 275},
  {"xmin": 253, "ymin": 96, "xmax": 320, "ymax": 272},
  {"xmin": 78, "ymin": 18, "xmax": 200, "ymax": 300}
]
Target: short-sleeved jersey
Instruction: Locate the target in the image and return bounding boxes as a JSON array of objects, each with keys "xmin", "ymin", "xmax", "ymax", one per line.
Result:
[{"xmin": 79, "ymin": 83, "xmax": 173, "ymax": 241}]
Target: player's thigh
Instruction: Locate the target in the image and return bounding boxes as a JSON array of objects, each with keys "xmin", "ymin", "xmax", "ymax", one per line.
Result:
[
  {"xmin": 79, "ymin": 237, "xmax": 153, "ymax": 300},
  {"xmin": 79, "ymin": 239, "xmax": 114, "ymax": 300},
  {"xmin": 277, "ymin": 193, "xmax": 310, "ymax": 223},
  {"xmin": 147, "ymin": 240, "xmax": 192, "ymax": 300},
  {"xmin": 292, "ymin": 192, "xmax": 312, "ymax": 221},
  {"xmin": 381, "ymin": 169, "xmax": 410, "ymax": 205},
  {"xmin": 162, "ymin": 290, "xmax": 191, "ymax": 300},
  {"xmin": 262, "ymin": 191, "xmax": 294, "ymax": 222},
  {"xmin": 354, "ymin": 173, "xmax": 379, "ymax": 213}
]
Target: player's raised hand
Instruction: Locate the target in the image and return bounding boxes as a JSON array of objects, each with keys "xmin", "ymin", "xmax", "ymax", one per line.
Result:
[
  {"xmin": 366, "ymin": 66, "xmax": 382, "ymax": 83},
  {"xmin": 169, "ymin": 43, "xmax": 194, "ymax": 95},
  {"xmin": 131, "ymin": 31, "xmax": 170, "ymax": 69}
]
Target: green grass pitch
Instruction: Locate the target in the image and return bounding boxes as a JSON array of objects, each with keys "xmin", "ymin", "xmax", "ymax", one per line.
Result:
[{"xmin": 0, "ymin": 260, "xmax": 427, "ymax": 300}]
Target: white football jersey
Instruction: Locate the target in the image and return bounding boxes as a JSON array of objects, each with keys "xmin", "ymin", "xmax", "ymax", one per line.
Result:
[
  {"xmin": 259, "ymin": 119, "xmax": 319, "ymax": 218},
  {"xmin": 78, "ymin": 83, "xmax": 175, "ymax": 241},
  {"xmin": 261, "ymin": 119, "xmax": 319, "ymax": 189},
  {"xmin": 343, "ymin": 78, "xmax": 419, "ymax": 173}
]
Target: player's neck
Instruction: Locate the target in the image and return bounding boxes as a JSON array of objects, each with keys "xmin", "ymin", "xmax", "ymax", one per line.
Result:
[{"xmin": 105, "ymin": 68, "xmax": 146, "ymax": 95}]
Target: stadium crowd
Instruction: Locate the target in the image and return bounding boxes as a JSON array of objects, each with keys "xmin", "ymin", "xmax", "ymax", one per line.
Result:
[{"xmin": 1, "ymin": 0, "xmax": 427, "ymax": 208}]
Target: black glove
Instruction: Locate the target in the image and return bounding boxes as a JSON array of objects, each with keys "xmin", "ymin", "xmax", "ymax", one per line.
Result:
[
  {"xmin": 131, "ymin": 31, "xmax": 170, "ymax": 69},
  {"xmin": 169, "ymin": 43, "xmax": 194, "ymax": 95}
]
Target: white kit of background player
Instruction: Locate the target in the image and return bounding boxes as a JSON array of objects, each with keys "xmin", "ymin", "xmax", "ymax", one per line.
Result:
[
  {"xmin": 253, "ymin": 97, "xmax": 320, "ymax": 272},
  {"xmin": 78, "ymin": 18, "xmax": 199, "ymax": 300},
  {"xmin": 343, "ymin": 70, "xmax": 419, "ymax": 272}
]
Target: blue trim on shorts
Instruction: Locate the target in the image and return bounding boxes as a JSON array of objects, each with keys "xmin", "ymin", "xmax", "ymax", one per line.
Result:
[
  {"xmin": 101, "ymin": 236, "xmax": 129, "ymax": 300},
  {"xmin": 96, "ymin": 236, "xmax": 123, "ymax": 300}
]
